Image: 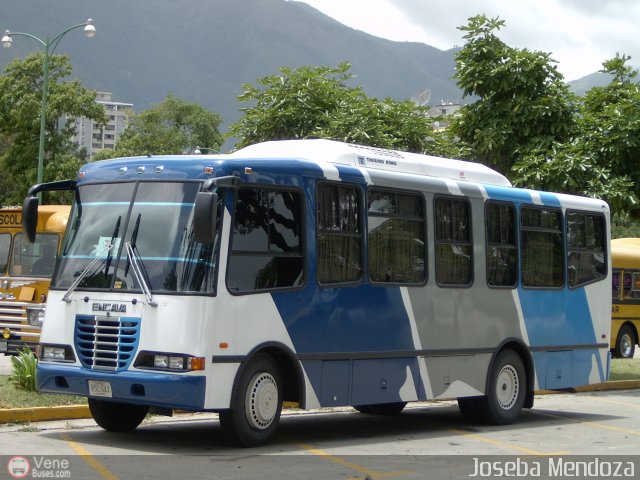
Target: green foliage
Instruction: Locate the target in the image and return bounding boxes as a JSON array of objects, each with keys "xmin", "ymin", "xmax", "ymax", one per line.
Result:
[
  {"xmin": 512, "ymin": 53, "xmax": 640, "ymax": 214},
  {"xmin": 0, "ymin": 52, "xmax": 107, "ymax": 204},
  {"xmin": 612, "ymin": 212, "xmax": 640, "ymax": 239},
  {"xmin": 451, "ymin": 15, "xmax": 575, "ymax": 174},
  {"xmin": 228, "ymin": 63, "xmax": 463, "ymax": 156},
  {"xmin": 95, "ymin": 94, "xmax": 223, "ymax": 159},
  {"xmin": 8, "ymin": 347, "xmax": 37, "ymax": 392}
]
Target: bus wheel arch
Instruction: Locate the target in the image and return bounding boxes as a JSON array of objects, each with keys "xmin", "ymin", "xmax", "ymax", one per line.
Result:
[{"xmin": 614, "ymin": 324, "xmax": 637, "ymax": 359}]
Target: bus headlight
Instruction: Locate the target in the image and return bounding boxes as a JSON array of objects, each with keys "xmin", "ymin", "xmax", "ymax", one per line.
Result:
[
  {"xmin": 26, "ymin": 307, "xmax": 45, "ymax": 326},
  {"xmin": 39, "ymin": 344, "xmax": 76, "ymax": 362},
  {"xmin": 134, "ymin": 351, "xmax": 205, "ymax": 371}
]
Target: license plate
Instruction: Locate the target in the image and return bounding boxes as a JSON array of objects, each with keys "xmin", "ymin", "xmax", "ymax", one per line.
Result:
[
  {"xmin": 88, "ymin": 380, "xmax": 112, "ymax": 398},
  {"xmin": 0, "ymin": 341, "xmax": 7, "ymax": 352}
]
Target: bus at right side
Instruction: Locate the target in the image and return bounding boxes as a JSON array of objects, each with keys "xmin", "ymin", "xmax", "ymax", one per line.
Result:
[{"xmin": 611, "ymin": 238, "xmax": 640, "ymax": 358}]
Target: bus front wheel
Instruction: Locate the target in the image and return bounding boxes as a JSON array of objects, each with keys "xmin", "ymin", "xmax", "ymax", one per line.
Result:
[
  {"xmin": 88, "ymin": 398, "xmax": 149, "ymax": 432},
  {"xmin": 219, "ymin": 353, "xmax": 283, "ymax": 447},
  {"xmin": 614, "ymin": 325, "xmax": 636, "ymax": 359}
]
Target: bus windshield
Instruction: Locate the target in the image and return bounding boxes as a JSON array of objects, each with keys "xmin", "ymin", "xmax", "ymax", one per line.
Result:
[
  {"xmin": 52, "ymin": 181, "xmax": 217, "ymax": 294},
  {"xmin": 0, "ymin": 234, "xmax": 9, "ymax": 275}
]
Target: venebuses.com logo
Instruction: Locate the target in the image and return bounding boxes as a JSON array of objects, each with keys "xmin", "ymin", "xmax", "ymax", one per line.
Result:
[{"xmin": 7, "ymin": 456, "xmax": 30, "ymax": 479}]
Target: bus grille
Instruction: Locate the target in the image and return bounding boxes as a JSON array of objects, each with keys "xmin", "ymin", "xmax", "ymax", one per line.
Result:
[{"xmin": 74, "ymin": 315, "xmax": 140, "ymax": 371}]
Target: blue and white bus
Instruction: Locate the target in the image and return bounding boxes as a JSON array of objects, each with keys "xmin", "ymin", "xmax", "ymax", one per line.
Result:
[{"xmin": 24, "ymin": 139, "xmax": 611, "ymax": 446}]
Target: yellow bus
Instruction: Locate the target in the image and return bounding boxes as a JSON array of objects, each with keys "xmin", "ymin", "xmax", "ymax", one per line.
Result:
[
  {"xmin": 611, "ymin": 237, "xmax": 640, "ymax": 358},
  {"xmin": 0, "ymin": 205, "xmax": 70, "ymax": 355}
]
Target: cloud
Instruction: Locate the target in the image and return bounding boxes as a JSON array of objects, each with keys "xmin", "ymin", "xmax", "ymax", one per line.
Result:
[{"xmin": 299, "ymin": 0, "xmax": 640, "ymax": 80}]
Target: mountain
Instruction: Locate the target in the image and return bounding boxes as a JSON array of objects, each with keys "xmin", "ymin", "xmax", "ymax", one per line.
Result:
[{"xmin": 0, "ymin": 0, "xmax": 464, "ymax": 133}]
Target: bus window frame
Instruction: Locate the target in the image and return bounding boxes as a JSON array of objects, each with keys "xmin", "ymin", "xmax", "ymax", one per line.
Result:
[
  {"xmin": 366, "ymin": 186, "xmax": 427, "ymax": 287},
  {"xmin": 226, "ymin": 183, "xmax": 306, "ymax": 295},
  {"xmin": 433, "ymin": 194, "xmax": 474, "ymax": 288},
  {"xmin": 519, "ymin": 204, "xmax": 565, "ymax": 290},
  {"xmin": 484, "ymin": 200, "xmax": 518, "ymax": 290},
  {"xmin": 316, "ymin": 181, "xmax": 364, "ymax": 288}
]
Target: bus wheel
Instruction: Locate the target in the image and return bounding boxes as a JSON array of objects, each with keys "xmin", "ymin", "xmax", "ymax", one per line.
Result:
[
  {"xmin": 88, "ymin": 398, "xmax": 149, "ymax": 432},
  {"xmin": 353, "ymin": 402, "xmax": 407, "ymax": 415},
  {"xmin": 482, "ymin": 349, "xmax": 526, "ymax": 425},
  {"xmin": 614, "ymin": 325, "xmax": 636, "ymax": 359},
  {"xmin": 219, "ymin": 353, "xmax": 283, "ymax": 447}
]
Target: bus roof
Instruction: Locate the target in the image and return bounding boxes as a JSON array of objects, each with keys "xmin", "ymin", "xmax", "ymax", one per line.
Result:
[
  {"xmin": 612, "ymin": 238, "xmax": 640, "ymax": 269},
  {"xmin": 229, "ymin": 139, "xmax": 512, "ymax": 187}
]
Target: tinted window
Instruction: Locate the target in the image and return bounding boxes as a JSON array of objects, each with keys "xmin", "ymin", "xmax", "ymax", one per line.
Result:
[
  {"xmin": 521, "ymin": 206, "xmax": 563, "ymax": 288},
  {"xmin": 566, "ymin": 211, "xmax": 606, "ymax": 288},
  {"xmin": 317, "ymin": 184, "xmax": 362, "ymax": 284},
  {"xmin": 435, "ymin": 197, "xmax": 472, "ymax": 286},
  {"xmin": 368, "ymin": 189, "xmax": 425, "ymax": 283},
  {"xmin": 227, "ymin": 187, "xmax": 303, "ymax": 292},
  {"xmin": 486, "ymin": 202, "xmax": 517, "ymax": 287}
]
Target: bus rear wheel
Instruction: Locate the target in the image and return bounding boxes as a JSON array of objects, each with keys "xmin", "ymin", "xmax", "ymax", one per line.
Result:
[
  {"xmin": 219, "ymin": 353, "xmax": 283, "ymax": 447},
  {"xmin": 614, "ymin": 325, "xmax": 636, "ymax": 359},
  {"xmin": 88, "ymin": 398, "xmax": 149, "ymax": 432},
  {"xmin": 459, "ymin": 349, "xmax": 525, "ymax": 425}
]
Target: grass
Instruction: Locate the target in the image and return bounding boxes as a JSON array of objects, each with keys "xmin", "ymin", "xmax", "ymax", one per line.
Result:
[
  {"xmin": 0, "ymin": 376, "xmax": 86, "ymax": 409},
  {"xmin": 610, "ymin": 358, "xmax": 640, "ymax": 381}
]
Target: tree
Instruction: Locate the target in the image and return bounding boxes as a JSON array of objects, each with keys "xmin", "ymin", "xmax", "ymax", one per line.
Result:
[
  {"xmin": 512, "ymin": 54, "xmax": 639, "ymax": 213},
  {"xmin": 0, "ymin": 52, "xmax": 107, "ymax": 205},
  {"xmin": 228, "ymin": 63, "xmax": 463, "ymax": 156},
  {"xmin": 451, "ymin": 15, "xmax": 576, "ymax": 174},
  {"xmin": 94, "ymin": 94, "xmax": 223, "ymax": 159}
]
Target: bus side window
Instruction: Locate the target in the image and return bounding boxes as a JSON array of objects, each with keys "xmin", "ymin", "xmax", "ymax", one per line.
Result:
[
  {"xmin": 623, "ymin": 272, "xmax": 633, "ymax": 298},
  {"xmin": 612, "ymin": 270, "xmax": 620, "ymax": 300},
  {"xmin": 631, "ymin": 272, "xmax": 640, "ymax": 299}
]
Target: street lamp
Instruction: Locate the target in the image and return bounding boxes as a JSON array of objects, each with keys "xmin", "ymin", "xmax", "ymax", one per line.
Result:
[{"xmin": 1, "ymin": 19, "xmax": 96, "ymax": 192}]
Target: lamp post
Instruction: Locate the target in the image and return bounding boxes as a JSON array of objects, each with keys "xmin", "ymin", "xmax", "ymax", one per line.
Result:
[{"xmin": 1, "ymin": 19, "xmax": 96, "ymax": 190}]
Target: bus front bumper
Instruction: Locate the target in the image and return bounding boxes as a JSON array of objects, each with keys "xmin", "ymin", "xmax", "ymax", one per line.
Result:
[{"xmin": 36, "ymin": 362, "xmax": 206, "ymax": 411}]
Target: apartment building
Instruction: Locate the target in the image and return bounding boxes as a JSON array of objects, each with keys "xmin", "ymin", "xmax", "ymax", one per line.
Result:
[{"xmin": 69, "ymin": 91, "xmax": 133, "ymax": 159}]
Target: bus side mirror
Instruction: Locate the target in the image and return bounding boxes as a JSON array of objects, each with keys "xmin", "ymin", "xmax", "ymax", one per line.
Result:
[
  {"xmin": 193, "ymin": 191, "xmax": 218, "ymax": 244},
  {"xmin": 22, "ymin": 195, "xmax": 39, "ymax": 243}
]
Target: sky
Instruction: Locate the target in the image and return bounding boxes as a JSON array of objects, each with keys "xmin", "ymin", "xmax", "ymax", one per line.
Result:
[{"xmin": 297, "ymin": 0, "xmax": 639, "ymax": 81}]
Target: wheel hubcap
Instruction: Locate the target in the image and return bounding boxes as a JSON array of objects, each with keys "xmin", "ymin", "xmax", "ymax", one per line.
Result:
[
  {"xmin": 621, "ymin": 334, "xmax": 632, "ymax": 357},
  {"xmin": 496, "ymin": 364, "xmax": 519, "ymax": 410},
  {"xmin": 245, "ymin": 372, "xmax": 278, "ymax": 429}
]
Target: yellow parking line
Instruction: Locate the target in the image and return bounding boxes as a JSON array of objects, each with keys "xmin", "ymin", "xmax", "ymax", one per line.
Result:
[
  {"xmin": 282, "ymin": 436, "xmax": 413, "ymax": 479},
  {"xmin": 60, "ymin": 433, "xmax": 119, "ymax": 480},
  {"xmin": 534, "ymin": 411, "xmax": 640, "ymax": 436},
  {"xmin": 583, "ymin": 396, "xmax": 640, "ymax": 409},
  {"xmin": 448, "ymin": 429, "xmax": 570, "ymax": 456}
]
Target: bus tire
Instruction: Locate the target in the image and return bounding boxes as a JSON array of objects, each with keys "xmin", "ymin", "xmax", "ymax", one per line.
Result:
[
  {"xmin": 353, "ymin": 402, "xmax": 407, "ymax": 415},
  {"xmin": 482, "ymin": 349, "xmax": 526, "ymax": 425},
  {"xmin": 219, "ymin": 353, "xmax": 283, "ymax": 447},
  {"xmin": 88, "ymin": 398, "xmax": 149, "ymax": 432},
  {"xmin": 614, "ymin": 325, "xmax": 636, "ymax": 359}
]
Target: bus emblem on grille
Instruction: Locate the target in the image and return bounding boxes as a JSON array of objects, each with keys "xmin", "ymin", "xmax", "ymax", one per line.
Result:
[{"xmin": 92, "ymin": 303, "xmax": 127, "ymax": 313}]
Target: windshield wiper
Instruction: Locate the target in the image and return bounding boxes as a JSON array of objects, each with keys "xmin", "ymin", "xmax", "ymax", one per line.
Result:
[
  {"xmin": 62, "ymin": 241, "xmax": 116, "ymax": 303},
  {"xmin": 125, "ymin": 241, "xmax": 158, "ymax": 307}
]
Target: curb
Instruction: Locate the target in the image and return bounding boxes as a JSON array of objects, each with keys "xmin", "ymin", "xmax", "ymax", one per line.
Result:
[
  {"xmin": 0, "ymin": 405, "xmax": 91, "ymax": 424},
  {"xmin": 1, "ymin": 381, "xmax": 639, "ymax": 425}
]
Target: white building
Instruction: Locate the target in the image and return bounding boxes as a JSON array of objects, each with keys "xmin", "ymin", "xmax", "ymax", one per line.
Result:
[{"xmin": 69, "ymin": 91, "xmax": 133, "ymax": 159}]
